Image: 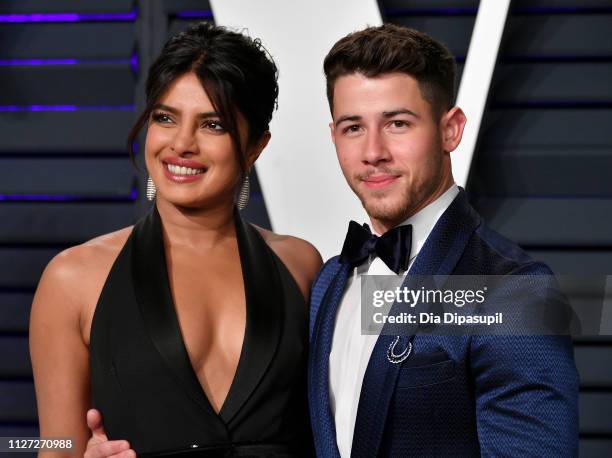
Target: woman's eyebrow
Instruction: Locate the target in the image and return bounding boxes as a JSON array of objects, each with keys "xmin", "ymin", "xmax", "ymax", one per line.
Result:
[{"xmin": 152, "ymin": 103, "xmax": 218, "ymax": 118}]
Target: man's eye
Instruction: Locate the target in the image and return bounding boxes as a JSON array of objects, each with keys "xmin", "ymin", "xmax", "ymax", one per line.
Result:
[
  {"xmin": 391, "ymin": 120, "xmax": 408, "ymax": 128},
  {"xmin": 344, "ymin": 124, "xmax": 361, "ymax": 134}
]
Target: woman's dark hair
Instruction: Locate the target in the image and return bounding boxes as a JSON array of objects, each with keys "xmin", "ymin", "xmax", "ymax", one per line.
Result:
[
  {"xmin": 128, "ymin": 22, "xmax": 279, "ymax": 174},
  {"xmin": 324, "ymin": 24, "xmax": 456, "ymax": 120}
]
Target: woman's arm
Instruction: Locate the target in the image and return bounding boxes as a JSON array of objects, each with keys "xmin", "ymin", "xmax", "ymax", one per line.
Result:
[{"xmin": 29, "ymin": 248, "xmax": 96, "ymax": 457}]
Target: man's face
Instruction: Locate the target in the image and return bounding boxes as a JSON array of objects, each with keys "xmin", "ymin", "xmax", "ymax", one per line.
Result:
[{"xmin": 330, "ymin": 72, "xmax": 459, "ymax": 233}]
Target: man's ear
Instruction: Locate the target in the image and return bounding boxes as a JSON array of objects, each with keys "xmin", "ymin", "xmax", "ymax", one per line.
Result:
[
  {"xmin": 329, "ymin": 121, "xmax": 337, "ymax": 146},
  {"xmin": 440, "ymin": 107, "xmax": 467, "ymax": 153},
  {"xmin": 245, "ymin": 130, "xmax": 271, "ymax": 169}
]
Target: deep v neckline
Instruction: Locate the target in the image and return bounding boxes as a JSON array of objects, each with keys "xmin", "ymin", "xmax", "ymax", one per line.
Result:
[{"xmin": 130, "ymin": 205, "xmax": 284, "ymax": 426}]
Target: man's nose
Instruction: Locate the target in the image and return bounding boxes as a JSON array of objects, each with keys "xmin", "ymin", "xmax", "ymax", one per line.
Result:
[{"xmin": 362, "ymin": 129, "xmax": 390, "ymax": 165}]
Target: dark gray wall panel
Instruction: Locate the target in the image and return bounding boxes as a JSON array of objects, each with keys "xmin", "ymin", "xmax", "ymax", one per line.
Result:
[
  {"xmin": 581, "ymin": 392, "xmax": 612, "ymax": 434},
  {"xmin": 0, "ymin": 293, "xmax": 33, "ymax": 333},
  {"xmin": 0, "ymin": 203, "xmax": 137, "ymax": 244},
  {"xmin": 472, "ymin": 150, "xmax": 612, "ymax": 197},
  {"xmin": 575, "ymin": 345, "xmax": 612, "ymax": 387},
  {"xmin": 504, "ymin": 16, "xmax": 612, "ymax": 57},
  {"xmin": 0, "ymin": 111, "xmax": 135, "ymax": 153},
  {"xmin": 163, "ymin": 0, "xmax": 212, "ymax": 14},
  {"xmin": 0, "ymin": 23, "xmax": 134, "ymax": 59},
  {"xmin": 527, "ymin": 250, "xmax": 612, "ymax": 275},
  {"xmin": 0, "ymin": 158, "xmax": 135, "ymax": 196},
  {"xmin": 492, "ymin": 63, "xmax": 612, "ymax": 103},
  {"xmin": 0, "ymin": 248, "xmax": 61, "ymax": 289},
  {"xmin": 580, "ymin": 439, "xmax": 612, "ymax": 458},
  {"xmin": 474, "ymin": 198, "xmax": 612, "ymax": 246},
  {"xmin": 0, "ymin": 381, "xmax": 36, "ymax": 422},
  {"xmin": 389, "ymin": 16, "xmax": 475, "ymax": 56},
  {"xmin": 0, "ymin": 1, "xmax": 133, "ymax": 14},
  {"xmin": 480, "ymin": 110, "xmax": 612, "ymax": 148},
  {"xmin": 0, "ymin": 337, "xmax": 31, "ymax": 378},
  {"xmin": 0, "ymin": 65, "xmax": 134, "ymax": 105}
]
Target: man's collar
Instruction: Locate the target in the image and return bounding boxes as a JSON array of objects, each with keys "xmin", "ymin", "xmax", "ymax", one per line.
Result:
[{"xmin": 370, "ymin": 183, "xmax": 459, "ymax": 262}]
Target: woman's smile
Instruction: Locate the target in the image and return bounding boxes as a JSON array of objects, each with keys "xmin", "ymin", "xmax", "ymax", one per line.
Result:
[{"xmin": 161, "ymin": 157, "xmax": 208, "ymax": 183}]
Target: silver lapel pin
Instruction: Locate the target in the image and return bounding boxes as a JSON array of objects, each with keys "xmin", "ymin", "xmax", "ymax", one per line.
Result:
[{"xmin": 387, "ymin": 335, "xmax": 412, "ymax": 364}]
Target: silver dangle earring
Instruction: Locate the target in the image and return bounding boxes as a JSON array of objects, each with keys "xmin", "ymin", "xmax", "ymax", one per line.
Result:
[
  {"xmin": 146, "ymin": 176, "xmax": 156, "ymax": 201},
  {"xmin": 237, "ymin": 174, "xmax": 250, "ymax": 210}
]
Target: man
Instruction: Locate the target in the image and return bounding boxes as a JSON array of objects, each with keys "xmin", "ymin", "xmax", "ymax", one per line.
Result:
[
  {"xmin": 85, "ymin": 24, "xmax": 578, "ymax": 458},
  {"xmin": 308, "ymin": 24, "xmax": 578, "ymax": 457}
]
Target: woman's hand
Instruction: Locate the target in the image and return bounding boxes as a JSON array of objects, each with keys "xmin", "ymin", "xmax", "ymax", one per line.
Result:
[{"xmin": 84, "ymin": 409, "xmax": 135, "ymax": 458}]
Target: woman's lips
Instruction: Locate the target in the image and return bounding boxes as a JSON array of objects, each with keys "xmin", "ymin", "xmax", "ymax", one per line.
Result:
[
  {"xmin": 162, "ymin": 160, "xmax": 207, "ymax": 183},
  {"xmin": 362, "ymin": 174, "xmax": 399, "ymax": 188}
]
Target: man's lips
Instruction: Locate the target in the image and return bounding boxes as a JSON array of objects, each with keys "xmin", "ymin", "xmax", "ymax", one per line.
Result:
[{"xmin": 362, "ymin": 174, "xmax": 400, "ymax": 188}]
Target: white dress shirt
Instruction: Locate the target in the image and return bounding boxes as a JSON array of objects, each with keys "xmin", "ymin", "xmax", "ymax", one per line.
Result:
[{"xmin": 328, "ymin": 184, "xmax": 459, "ymax": 457}]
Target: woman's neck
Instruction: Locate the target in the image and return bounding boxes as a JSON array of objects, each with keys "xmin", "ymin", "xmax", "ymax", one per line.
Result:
[{"xmin": 155, "ymin": 198, "xmax": 236, "ymax": 250}]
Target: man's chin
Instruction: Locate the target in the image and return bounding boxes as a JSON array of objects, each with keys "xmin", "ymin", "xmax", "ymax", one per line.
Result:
[{"xmin": 362, "ymin": 201, "xmax": 410, "ymax": 225}]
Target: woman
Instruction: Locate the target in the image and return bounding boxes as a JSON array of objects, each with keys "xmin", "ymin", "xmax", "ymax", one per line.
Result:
[{"xmin": 30, "ymin": 22, "xmax": 321, "ymax": 457}]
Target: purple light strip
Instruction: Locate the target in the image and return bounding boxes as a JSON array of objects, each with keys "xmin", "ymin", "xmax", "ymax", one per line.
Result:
[
  {"xmin": 130, "ymin": 53, "xmax": 139, "ymax": 74},
  {"xmin": 174, "ymin": 10, "xmax": 214, "ymax": 19},
  {"xmin": 0, "ymin": 105, "xmax": 134, "ymax": 112},
  {"xmin": 0, "ymin": 184, "xmax": 139, "ymax": 202},
  {"xmin": 0, "ymin": 193, "xmax": 136, "ymax": 202},
  {"xmin": 0, "ymin": 11, "xmax": 136, "ymax": 23},
  {"xmin": 0, "ymin": 58, "xmax": 132, "ymax": 66}
]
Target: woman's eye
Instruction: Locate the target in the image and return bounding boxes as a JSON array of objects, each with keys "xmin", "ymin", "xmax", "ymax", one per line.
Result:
[
  {"xmin": 152, "ymin": 112, "xmax": 172, "ymax": 124},
  {"xmin": 202, "ymin": 120, "xmax": 226, "ymax": 132}
]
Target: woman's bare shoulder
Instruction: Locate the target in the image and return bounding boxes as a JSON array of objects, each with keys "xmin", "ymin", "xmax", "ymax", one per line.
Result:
[
  {"xmin": 254, "ymin": 226, "xmax": 322, "ymax": 301},
  {"xmin": 34, "ymin": 227, "xmax": 134, "ymax": 318},
  {"xmin": 49, "ymin": 226, "xmax": 133, "ymax": 279}
]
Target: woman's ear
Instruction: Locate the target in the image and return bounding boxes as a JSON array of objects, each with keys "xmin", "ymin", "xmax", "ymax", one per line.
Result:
[{"xmin": 245, "ymin": 131, "xmax": 271, "ymax": 169}]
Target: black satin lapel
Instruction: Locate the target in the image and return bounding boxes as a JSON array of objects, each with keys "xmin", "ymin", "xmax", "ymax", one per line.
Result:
[
  {"xmin": 351, "ymin": 188, "xmax": 481, "ymax": 458},
  {"xmin": 408, "ymin": 188, "xmax": 480, "ymax": 277},
  {"xmin": 131, "ymin": 206, "xmax": 226, "ymax": 430},
  {"xmin": 219, "ymin": 209, "xmax": 284, "ymax": 424}
]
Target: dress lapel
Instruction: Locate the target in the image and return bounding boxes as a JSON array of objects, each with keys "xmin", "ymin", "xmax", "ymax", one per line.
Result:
[
  {"xmin": 350, "ymin": 189, "xmax": 481, "ymax": 458},
  {"xmin": 131, "ymin": 205, "xmax": 284, "ymax": 429},
  {"xmin": 309, "ymin": 262, "xmax": 351, "ymax": 458},
  {"xmin": 131, "ymin": 206, "xmax": 226, "ymax": 432},
  {"xmin": 219, "ymin": 209, "xmax": 284, "ymax": 424}
]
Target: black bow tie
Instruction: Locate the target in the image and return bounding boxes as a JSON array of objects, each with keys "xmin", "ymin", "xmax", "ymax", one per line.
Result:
[{"xmin": 339, "ymin": 221, "xmax": 413, "ymax": 274}]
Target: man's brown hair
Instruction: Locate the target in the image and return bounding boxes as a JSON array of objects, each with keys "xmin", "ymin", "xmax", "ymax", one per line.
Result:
[{"xmin": 323, "ymin": 24, "xmax": 457, "ymax": 119}]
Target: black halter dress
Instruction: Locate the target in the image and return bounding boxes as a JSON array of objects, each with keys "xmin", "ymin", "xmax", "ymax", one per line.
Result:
[{"xmin": 89, "ymin": 206, "xmax": 313, "ymax": 457}]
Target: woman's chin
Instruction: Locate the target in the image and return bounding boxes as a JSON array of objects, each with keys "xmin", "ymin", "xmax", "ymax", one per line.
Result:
[{"xmin": 158, "ymin": 193, "xmax": 233, "ymax": 212}]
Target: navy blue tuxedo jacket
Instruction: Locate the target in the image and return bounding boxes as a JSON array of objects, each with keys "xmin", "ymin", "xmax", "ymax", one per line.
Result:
[{"xmin": 308, "ymin": 189, "xmax": 579, "ymax": 457}]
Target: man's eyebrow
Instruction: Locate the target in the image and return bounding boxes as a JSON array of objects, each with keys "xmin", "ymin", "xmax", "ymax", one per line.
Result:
[
  {"xmin": 151, "ymin": 103, "xmax": 218, "ymax": 118},
  {"xmin": 334, "ymin": 115, "xmax": 361, "ymax": 127},
  {"xmin": 382, "ymin": 108, "xmax": 420, "ymax": 119}
]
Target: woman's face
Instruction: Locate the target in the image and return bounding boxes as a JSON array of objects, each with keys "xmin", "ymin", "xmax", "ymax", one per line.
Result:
[{"xmin": 145, "ymin": 72, "xmax": 247, "ymax": 209}]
